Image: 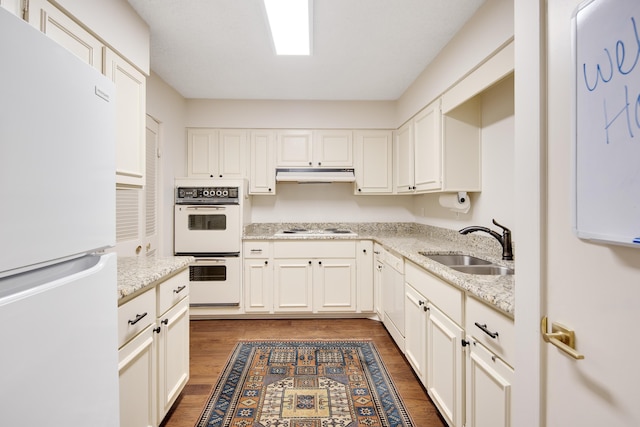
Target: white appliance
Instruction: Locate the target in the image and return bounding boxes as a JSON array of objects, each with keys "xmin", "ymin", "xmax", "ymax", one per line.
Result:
[
  {"xmin": 174, "ymin": 179, "xmax": 244, "ymax": 307},
  {"xmin": 0, "ymin": 9, "xmax": 120, "ymax": 427},
  {"xmin": 174, "ymin": 181, "xmax": 242, "ymax": 255}
]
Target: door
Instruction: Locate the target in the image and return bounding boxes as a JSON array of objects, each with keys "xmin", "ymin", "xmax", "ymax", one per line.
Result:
[{"xmin": 515, "ymin": 1, "xmax": 640, "ymax": 426}]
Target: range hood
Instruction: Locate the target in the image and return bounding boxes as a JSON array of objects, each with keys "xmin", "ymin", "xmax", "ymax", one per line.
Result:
[{"xmin": 275, "ymin": 168, "xmax": 356, "ymax": 183}]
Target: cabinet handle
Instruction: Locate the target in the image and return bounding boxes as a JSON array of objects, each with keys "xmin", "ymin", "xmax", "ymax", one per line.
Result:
[
  {"xmin": 318, "ymin": 261, "xmax": 322, "ymax": 266},
  {"xmin": 268, "ymin": 188, "xmax": 272, "ymax": 192},
  {"xmin": 173, "ymin": 285, "xmax": 186, "ymax": 294},
  {"xmin": 358, "ymin": 188, "xmax": 362, "ymax": 192},
  {"xmin": 250, "ymin": 249, "xmax": 263, "ymax": 254},
  {"xmin": 318, "ymin": 162, "xmax": 322, "ymax": 166},
  {"xmin": 461, "ymin": 339, "xmax": 470, "ymax": 347},
  {"xmin": 128, "ymin": 312, "xmax": 148, "ymax": 325},
  {"xmin": 374, "ymin": 251, "xmax": 380, "ymax": 255},
  {"xmin": 153, "ymin": 326, "xmax": 161, "ymax": 334},
  {"xmin": 219, "ymin": 174, "xmax": 223, "ymax": 178},
  {"xmin": 308, "ymin": 260, "xmax": 312, "ymax": 265},
  {"xmin": 363, "ymin": 249, "xmax": 367, "ymax": 254},
  {"xmin": 418, "ymin": 300, "xmax": 425, "ymax": 306},
  {"xmin": 264, "ymin": 260, "xmax": 269, "ymax": 265},
  {"xmin": 161, "ymin": 318, "xmax": 169, "ymax": 325},
  {"xmin": 308, "ymin": 162, "xmax": 312, "ymax": 166},
  {"xmin": 475, "ymin": 322, "xmax": 499, "ymax": 339},
  {"xmin": 424, "ymin": 306, "xmax": 429, "ymax": 312}
]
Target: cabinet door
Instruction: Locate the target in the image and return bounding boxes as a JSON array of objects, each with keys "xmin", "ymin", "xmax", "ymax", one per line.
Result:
[
  {"xmin": 1, "ymin": 0, "xmax": 21, "ymax": 16},
  {"xmin": 313, "ymin": 130, "xmax": 353, "ymax": 167},
  {"xmin": 414, "ymin": 100, "xmax": 442, "ymax": 192},
  {"xmin": 187, "ymin": 128, "xmax": 218, "ymax": 178},
  {"xmin": 313, "ymin": 258, "xmax": 356, "ymax": 312},
  {"xmin": 466, "ymin": 338, "xmax": 513, "ymax": 427},
  {"xmin": 427, "ymin": 304, "xmax": 464, "ymax": 427},
  {"xmin": 27, "ymin": 0, "xmax": 103, "ymax": 71},
  {"xmin": 394, "ymin": 122, "xmax": 414, "ymax": 193},
  {"xmin": 354, "ymin": 130, "xmax": 393, "ymax": 194},
  {"xmin": 356, "ymin": 240, "xmax": 374, "ymax": 312},
  {"xmin": 218, "ymin": 129, "xmax": 246, "ymax": 179},
  {"xmin": 119, "ymin": 324, "xmax": 156, "ymax": 427},
  {"xmin": 276, "ymin": 130, "xmax": 313, "ymax": 167},
  {"xmin": 373, "ymin": 246, "xmax": 384, "ymax": 319},
  {"xmin": 157, "ymin": 297, "xmax": 190, "ymax": 421},
  {"xmin": 244, "ymin": 258, "xmax": 273, "ymax": 313},
  {"xmin": 249, "ymin": 130, "xmax": 276, "ymax": 194},
  {"xmin": 105, "ymin": 48, "xmax": 146, "ymax": 187},
  {"xmin": 273, "ymin": 259, "xmax": 313, "ymax": 312},
  {"xmin": 404, "ymin": 284, "xmax": 427, "ymax": 382}
]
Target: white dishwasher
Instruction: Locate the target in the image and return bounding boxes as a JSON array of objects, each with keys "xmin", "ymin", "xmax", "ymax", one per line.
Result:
[{"xmin": 382, "ymin": 249, "xmax": 405, "ymax": 350}]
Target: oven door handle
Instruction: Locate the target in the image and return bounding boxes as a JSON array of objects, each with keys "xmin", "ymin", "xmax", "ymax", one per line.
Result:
[
  {"xmin": 194, "ymin": 258, "xmax": 228, "ymax": 263},
  {"xmin": 185, "ymin": 206, "xmax": 229, "ymax": 211}
]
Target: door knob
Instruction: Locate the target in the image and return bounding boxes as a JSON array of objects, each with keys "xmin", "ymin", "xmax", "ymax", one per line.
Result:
[{"xmin": 541, "ymin": 316, "xmax": 584, "ymax": 360}]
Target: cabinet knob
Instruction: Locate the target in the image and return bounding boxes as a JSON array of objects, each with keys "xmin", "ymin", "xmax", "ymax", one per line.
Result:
[
  {"xmin": 358, "ymin": 188, "xmax": 362, "ymax": 192},
  {"xmin": 161, "ymin": 318, "xmax": 169, "ymax": 325},
  {"xmin": 318, "ymin": 162, "xmax": 322, "ymax": 166},
  {"xmin": 219, "ymin": 174, "xmax": 223, "ymax": 178},
  {"xmin": 308, "ymin": 162, "xmax": 312, "ymax": 166},
  {"xmin": 308, "ymin": 260, "xmax": 312, "ymax": 265},
  {"xmin": 268, "ymin": 188, "xmax": 272, "ymax": 192},
  {"xmin": 264, "ymin": 260, "xmax": 268, "ymax": 265},
  {"xmin": 153, "ymin": 326, "xmax": 161, "ymax": 334},
  {"xmin": 363, "ymin": 249, "xmax": 367, "ymax": 254},
  {"xmin": 318, "ymin": 261, "xmax": 322, "ymax": 266}
]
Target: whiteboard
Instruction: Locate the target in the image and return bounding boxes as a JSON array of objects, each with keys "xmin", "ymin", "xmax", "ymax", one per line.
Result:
[{"xmin": 572, "ymin": 0, "xmax": 640, "ymax": 248}]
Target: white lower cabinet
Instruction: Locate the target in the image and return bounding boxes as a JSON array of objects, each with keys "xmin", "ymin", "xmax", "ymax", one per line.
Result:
[
  {"xmin": 156, "ymin": 296, "xmax": 190, "ymax": 421},
  {"xmin": 403, "ymin": 260, "xmax": 515, "ymax": 427},
  {"xmin": 117, "ymin": 269, "xmax": 190, "ymax": 427},
  {"xmin": 272, "ymin": 241, "xmax": 357, "ymax": 314},
  {"xmin": 119, "ymin": 324, "xmax": 157, "ymax": 427},
  {"xmin": 465, "ymin": 339, "xmax": 513, "ymax": 427},
  {"xmin": 404, "ymin": 277, "xmax": 463, "ymax": 427}
]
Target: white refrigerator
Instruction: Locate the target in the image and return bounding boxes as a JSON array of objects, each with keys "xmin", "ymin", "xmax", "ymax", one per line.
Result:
[{"xmin": 0, "ymin": 8, "xmax": 120, "ymax": 427}]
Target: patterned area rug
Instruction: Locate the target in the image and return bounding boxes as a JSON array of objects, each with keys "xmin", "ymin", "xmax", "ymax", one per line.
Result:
[{"xmin": 196, "ymin": 340, "xmax": 415, "ymax": 427}]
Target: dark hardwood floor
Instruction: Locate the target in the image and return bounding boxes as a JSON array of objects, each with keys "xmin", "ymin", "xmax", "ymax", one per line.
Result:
[{"xmin": 160, "ymin": 318, "xmax": 446, "ymax": 427}]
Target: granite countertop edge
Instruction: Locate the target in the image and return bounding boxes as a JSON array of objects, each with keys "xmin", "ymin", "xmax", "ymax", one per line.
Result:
[
  {"xmin": 244, "ymin": 222, "xmax": 515, "ymax": 318},
  {"xmin": 117, "ymin": 256, "xmax": 195, "ymax": 304}
]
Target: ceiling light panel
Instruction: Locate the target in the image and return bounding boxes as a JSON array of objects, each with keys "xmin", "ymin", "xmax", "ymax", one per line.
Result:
[{"xmin": 264, "ymin": 0, "xmax": 312, "ymax": 55}]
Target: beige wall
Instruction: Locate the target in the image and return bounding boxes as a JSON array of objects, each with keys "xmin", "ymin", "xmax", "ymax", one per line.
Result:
[
  {"xmin": 146, "ymin": 72, "xmax": 187, "ymax": 256},
  {"xmin": 186, "ymin": 99, "xmax": 396, "ymax": 129}
]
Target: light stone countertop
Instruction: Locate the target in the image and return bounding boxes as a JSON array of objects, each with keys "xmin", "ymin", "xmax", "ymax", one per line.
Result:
[
  {"xmin": 117, "ymin": 256, "xmax": 194, "ymax": 304},
  {"xmin": 244, "ymin": 222, "xmax": 515, "ymax": 318}
]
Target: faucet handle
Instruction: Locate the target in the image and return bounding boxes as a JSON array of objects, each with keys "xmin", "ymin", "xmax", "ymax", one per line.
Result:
[{"xmin": 492, "ymin": 219, "xmax": 511, "ymax": 234}]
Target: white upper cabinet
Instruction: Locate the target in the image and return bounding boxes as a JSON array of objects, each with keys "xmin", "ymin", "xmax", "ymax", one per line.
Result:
[
  {"xmin": 0, "ymin": 0, "xmax": 21, "ymax": 16},
  {"xmin": 413, "ymin": 100, "xmax": 442, "ymax": 192},
  {"xmin": 354, "ymin": 130, "xmax": 393, "ymax": 194},
  {"xmin": 312, "ymin": 130, "xmax": 353, "ymax": 167},
  {"xmin": 276, "ymin": 130, "xmax": 313, "ymax": 167},
  {"xmin": 26, "ymin": 0, "xmax": 103, "ymax": 71},
  {"xmin": 276, "ymin": 130, "xmax": 353, "ymax": 168},
  {"xmin": 394, "ymin": 120, "xmax": 415, "ymax": 193},
  {"xmin": 187, "ymin": 128, "xmax": 246, "ymax": 179},
  {"xmin": 105, "ymin": 48, "xmax": 146, "ymax": 187},
  {"xmin": 249, "ymin": 130, "xmax": 276, "ymax": 195}
]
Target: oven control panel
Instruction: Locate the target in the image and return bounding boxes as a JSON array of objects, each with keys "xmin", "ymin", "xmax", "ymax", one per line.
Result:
[{"xmin": 175, "ymin": 186, "xmax": 239, "ymax": 204}]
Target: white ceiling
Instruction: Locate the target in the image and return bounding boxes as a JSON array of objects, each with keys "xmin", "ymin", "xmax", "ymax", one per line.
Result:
[{"xmin": 126, "ymin": 0, "xmax": 485, "ymax": 101}]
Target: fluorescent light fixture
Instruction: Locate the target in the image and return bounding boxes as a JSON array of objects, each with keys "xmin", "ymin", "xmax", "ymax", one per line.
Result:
[{"xmin": 263, "ymin": 0, "xmax": 311, "ymax": 55}]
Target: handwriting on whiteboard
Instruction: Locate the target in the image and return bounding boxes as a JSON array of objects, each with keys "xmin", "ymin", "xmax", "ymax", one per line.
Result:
[{"xmin": 581, "ymin": 15, "xmax": 640, "ymax": 144}]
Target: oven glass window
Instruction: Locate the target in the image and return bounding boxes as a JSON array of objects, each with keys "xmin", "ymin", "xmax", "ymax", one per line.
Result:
[
  {"xmin": 188, "ymin": 214, "xmax": 226, "ymax": 231},
  {"xmin": 190, "ymin": 265, "xmax": 227, "ymax": 282}
]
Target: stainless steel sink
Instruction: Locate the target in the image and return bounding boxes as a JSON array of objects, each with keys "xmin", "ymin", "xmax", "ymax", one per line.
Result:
[
  {"xmin": 419, "ymin": 252, "xmax": 514, "ymax": 276},
  {"xmin": 419, "ymin": 253, "xmax": 492, "ymax": 266},
  {"xmin": 448, "ymin": 265, "xmax": 514, "ymax": 276}
]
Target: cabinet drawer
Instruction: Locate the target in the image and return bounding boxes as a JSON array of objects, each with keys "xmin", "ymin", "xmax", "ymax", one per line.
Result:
[
  {"xmin": 406, "ymin": 261, "xmax": 462, "ymax": 325},
  {"xmin": 466, "ymin": 296, "xmax": 514, "ymax": 366},
  {"xmin": 157, "ymin": 270, "xmax": 189, "ymax": 316},
  {"xmin": 244, "ymin": 241, "xmax": 272, "ymax": 258},
  {"xmin": 273, "ymin": 241, "xmax": 356, "ymax": 258},
  {"xmin": 118, "ymin": 288, "xmax": 156, "ymax": 349}
]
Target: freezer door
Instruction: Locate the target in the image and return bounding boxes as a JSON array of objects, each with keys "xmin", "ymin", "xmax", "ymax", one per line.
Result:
[
  {"xmin": 0, "ymin": 253, "xmax": 119, "ymax": 427},
  {"xmin": 0, "ymin": 9, "xmax": 115, "ymax": 277}
]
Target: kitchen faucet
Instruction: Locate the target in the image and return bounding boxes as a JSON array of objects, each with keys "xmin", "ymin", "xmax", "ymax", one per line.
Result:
[{"xmin": 459, "ymin": 219, "xmax": 513, "ymax": 260}]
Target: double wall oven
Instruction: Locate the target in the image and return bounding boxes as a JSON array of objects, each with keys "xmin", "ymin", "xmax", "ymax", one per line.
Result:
[{"xmin": 174, "ymin": 180, "xmax": 243, "ymax": 308}]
